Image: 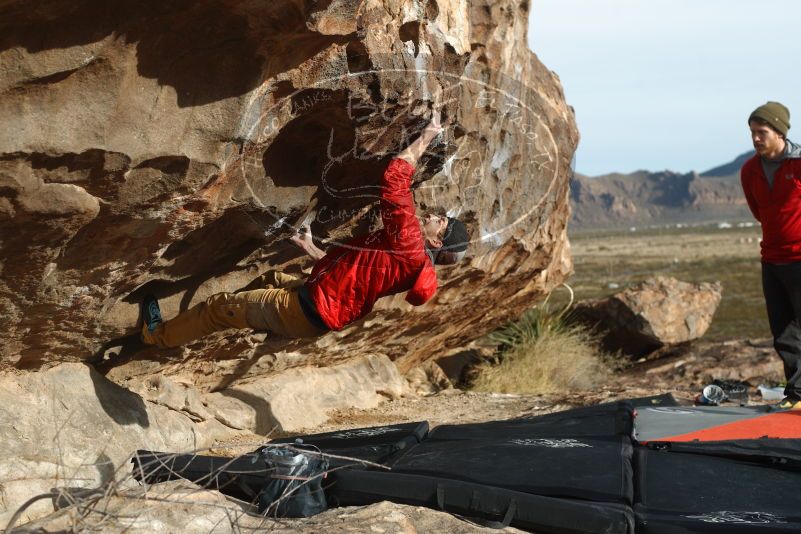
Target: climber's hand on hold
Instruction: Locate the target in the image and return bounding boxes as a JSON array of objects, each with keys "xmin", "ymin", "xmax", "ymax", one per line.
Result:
[
  {"xmin": 398, "ymin": 98, "xmax": 451, "ymax": 166},
  {"xmin": 290, "ymin": 226, "xmax": 314, "ymax": 248},
  {"xmin": 290, "ymin": 226, "xmax": 327, "ymax": 261},
  {"xmin": 424, "ymin": 107, "xmax": 443, "ymax": 136}
]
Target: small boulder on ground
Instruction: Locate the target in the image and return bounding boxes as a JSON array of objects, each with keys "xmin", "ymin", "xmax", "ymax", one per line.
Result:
[
  {"xmin": 406, "ymin": 361, "xmax": 453, "ymax": 396},
  {"xmin": 573, "ymin": 276, "xmax": 723, "ymax": 357}
]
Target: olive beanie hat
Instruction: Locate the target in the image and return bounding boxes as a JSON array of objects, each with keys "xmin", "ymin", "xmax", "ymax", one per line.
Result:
[{"xmin": 749, "ymin": 101, "xmax": 791, "ymax": 136}]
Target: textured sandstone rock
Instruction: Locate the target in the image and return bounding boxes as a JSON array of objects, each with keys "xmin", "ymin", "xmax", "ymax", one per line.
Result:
[
  {"xmin": 1, "ymin": 2, "xmax": 578, "ymax": 524},
  {"xmin": 0, "ymin": 0, "xmax": 578, "ymax": 385},
  {"xmin": 16, "ymin": 483, "xmax": 523, "ymax": 533},
  {"xmin": 405, "ymin": 359, "xmax": 452, "ymax": 395},
  {"xmin": 0, "ymin": 363, "xmax": 236, "ymax": 525},
  {"xmin": 121, "ymin": 353, "xmax": 407, "ymax": 432},
  {"xmin": 0, "ymin": 356, "xmax": 404, "ymax": 524},
  {"xmin": 574, "ymin": 276, "xmax": 723, "ymax": 356}
]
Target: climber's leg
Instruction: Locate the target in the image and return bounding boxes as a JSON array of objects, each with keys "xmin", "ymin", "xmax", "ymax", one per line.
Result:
[
  {"xmin": 239, "ymin": 287, "xmax": 327, "ymax": 339},
  {"xmin": 142, "ymin": 292, "xmax": 250, "ymax": 348},
  {"xmin": 240, "ymin": 270, "xmax": 304, "ymax": 292}
]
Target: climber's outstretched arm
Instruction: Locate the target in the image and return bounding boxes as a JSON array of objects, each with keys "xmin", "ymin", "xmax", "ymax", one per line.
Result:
[{"xmin": 397, "ymin": 108, "xmax": 446, "ymax": 167}]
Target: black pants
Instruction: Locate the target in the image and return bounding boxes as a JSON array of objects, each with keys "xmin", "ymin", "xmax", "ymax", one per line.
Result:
[{"xmin": 762, "ymin": 262, "xmax": 801, "ymax": 398}]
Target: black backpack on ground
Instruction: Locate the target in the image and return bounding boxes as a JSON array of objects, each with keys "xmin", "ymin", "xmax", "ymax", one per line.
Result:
[{"xmin": 256, "ymin": 443, "xmax": 330, "ymax": 518}]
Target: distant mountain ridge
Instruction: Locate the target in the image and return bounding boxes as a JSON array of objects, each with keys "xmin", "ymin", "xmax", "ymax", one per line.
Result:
[
  {"xmin": 700, "ymin": 151, "xmax": 754, "ymax": 177},
  {"xmin": 570, "ymin": 151, "xmax": 755, "ymax": 230}
]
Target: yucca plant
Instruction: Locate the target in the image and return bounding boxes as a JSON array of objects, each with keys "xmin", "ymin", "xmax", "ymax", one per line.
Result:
[
  {"xmin": 474, "ymin": 284, "xmax": 608, "ymax": 394},
  {"xmin": 489, "ymin": 284, "xmax": 575, "ymax": 348}
]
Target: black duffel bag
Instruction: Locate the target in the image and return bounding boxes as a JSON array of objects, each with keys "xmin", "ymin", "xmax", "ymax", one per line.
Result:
[{"xmin": 256, "ymin": 442, "xmax": 330, "ymax": 518}]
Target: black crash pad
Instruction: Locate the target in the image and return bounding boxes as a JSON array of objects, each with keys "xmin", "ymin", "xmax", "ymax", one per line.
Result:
[
  {"xmin": 328, "ymin": 470, "xmax": 634, "ymax": 534},
  {"xmin": 387, "ymin": 434, "xmax": 633, "ymax": 504},
  {"xmin": 132, "ymin": 450, "xmax": 267, "ymax": 502},
  {"xmin": 633, "ymin": 447, "xmax": 801, "ymax": 533},
  {"xmin": 429, "ymin": 400, "xmax": 634, "ymax": 441},
  {"xmin": 268, "ymin": 421, "xmax": 429, "ymax": 467}
]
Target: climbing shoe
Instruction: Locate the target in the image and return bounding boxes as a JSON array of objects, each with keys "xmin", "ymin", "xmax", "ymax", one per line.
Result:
[
  {"xmin": 142, "ymin": 295, "xmax": 163, "ymax": 333},
  {"xmin": 776, "ymin": 395, "xmax": 801, "ymax": 410}
]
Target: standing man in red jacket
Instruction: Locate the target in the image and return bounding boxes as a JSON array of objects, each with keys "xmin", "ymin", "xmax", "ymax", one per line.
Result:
[
  {"xmin": 741, "ymin": 101, "xmax": 801, "ymax": 409},
  {"xmin": 140, "ymin": 108, "xmax": 469, "ymax": 347}
]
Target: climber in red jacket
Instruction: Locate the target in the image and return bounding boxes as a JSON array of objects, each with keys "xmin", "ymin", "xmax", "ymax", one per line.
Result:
[{"xmin": 140, "ymin": 107, "xmax": 469, "ymax": 347}]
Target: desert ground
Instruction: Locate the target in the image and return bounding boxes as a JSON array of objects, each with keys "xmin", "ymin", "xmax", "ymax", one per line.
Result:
[{"xmin": 565, "ymin": 222, "xmax": 765, "ymax": 341}]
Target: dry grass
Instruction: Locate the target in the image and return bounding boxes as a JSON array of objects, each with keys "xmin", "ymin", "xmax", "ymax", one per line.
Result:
[{"xmin": 471, "ymin": 296, "xmax": 609, "ymax": 395}]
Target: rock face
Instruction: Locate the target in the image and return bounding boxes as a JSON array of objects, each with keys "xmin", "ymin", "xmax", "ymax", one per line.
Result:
[
  {"xmin": 17, "ymin": 484, "xmax": 523, "ymax": 533},
  {"xmin": 0, "ymin": 363, "xmax": 231, "ymax": 525},
  {"xmin": 118, "ymin": 353, "xmax": 407, "ymax": 432},
  {"xmin": 0, "ymin": 359, "xmax": 405, "ymax": 524},
  {"xmin": 574, "ymin": 276, "xmax": 723, "ymax": 357},
  {"xmin": 0, "ymin": 0, "xmax": 578, "ymax": 387}
]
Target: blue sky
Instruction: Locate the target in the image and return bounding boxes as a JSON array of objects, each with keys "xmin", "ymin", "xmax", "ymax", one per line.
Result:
[{"xmin": 528, "ymin": 0, "xmax": 801, "ymax": 176}]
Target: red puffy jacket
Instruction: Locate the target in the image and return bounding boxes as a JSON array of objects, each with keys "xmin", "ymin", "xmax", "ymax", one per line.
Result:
[
  {"xmin": 305, "ymin": 158, "xmax": 438, "ymax": 330},
  {"xmin": 741, "ymin": 154, "xmax": 801, "ymax": 263}
]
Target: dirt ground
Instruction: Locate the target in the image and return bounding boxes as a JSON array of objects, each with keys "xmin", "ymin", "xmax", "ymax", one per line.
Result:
[
  {"xmin": 211, "ymin": 337, "xmax": 783, "ymax": 455},
  {"xmin": 307, "ymin": 336, "xmax": 781, "ymax": 431}
]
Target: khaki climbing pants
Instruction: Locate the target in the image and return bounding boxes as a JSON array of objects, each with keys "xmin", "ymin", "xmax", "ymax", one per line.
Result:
[{"xmin": 141, "ymin": 270, "xmax": 327, "ymax": 348}]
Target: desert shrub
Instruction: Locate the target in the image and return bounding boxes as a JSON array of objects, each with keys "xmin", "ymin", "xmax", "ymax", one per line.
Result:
[{"xmin": 471, "ymin": 287, "xmax": 609, "ymax": 394}]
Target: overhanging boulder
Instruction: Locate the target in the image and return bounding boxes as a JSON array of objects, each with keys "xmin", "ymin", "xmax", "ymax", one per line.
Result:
[{"xmin": 0, "ymin": 0, "xmax": 578, "ymax": 385}]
